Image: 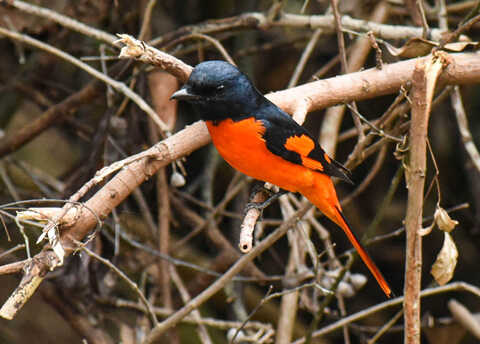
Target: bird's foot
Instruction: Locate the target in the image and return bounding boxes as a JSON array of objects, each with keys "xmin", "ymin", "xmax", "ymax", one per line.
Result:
[{"xmin": 244, "ymin": 184, "xmax": 287, "ymax": 217}]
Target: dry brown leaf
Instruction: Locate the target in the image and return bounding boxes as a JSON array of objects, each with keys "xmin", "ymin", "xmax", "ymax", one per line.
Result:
[
  {"xmin": 420, "ymin": 205, "xmax": 459, "ymax": 236},
  {"xmin": 431, "ymin": 232, "xmax": 458, "ymax": 285},
  {"xmin": 385, "ymin": 37, "xmax": 478, "ymax": 58},
  {"xmin": 435, "ymin": 206, "xmax": 459, "ymax": 233},
  {"xmin": 444, "ymin": 41, "xmax": 480, "ymax": 52},
  {"xmin": 385, "ymin": 38, "xmax": 437, "ymax": 58}
]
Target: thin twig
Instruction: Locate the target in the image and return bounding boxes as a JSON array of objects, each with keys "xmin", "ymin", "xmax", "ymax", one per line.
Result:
[
  {"xmin": 2, "ymin": 0, "xmax": 118, "ymax": 44},
  {"xmin": 106, "ymin": 224, "xmax": 281, "ymax": 282},
  {"xmin": 440, "ymin": 14, "xmax": 480, "ymax": 47},
  {"xmin": 0, "ymin": 161, "xmax": 20, "ymax": 201},
  {"xmin": 101, "ymin": 297, "xmax": 273, "ymax": 332},
  {"xmin": 173, "ymin": 178, "xmax": 248, "ymax": 249},
  {"xmin": 0, "ymin": 28, "xmax": 170, "ymax": 133},
  {"xmin": 170, "ymin": 265, "xmax": 213, "ymax": 344},
  {"xmin": 451, "ymin": 86, "xmax": 480, "ymax": 172},
  {"xmin": 0, "ymin": 80, "xmax": 102, "ymax": 158},
  {"xmin": 345, "ymin": 103, "xmax": 404, "ymax": 143},
  {"xmin": 367, "ymin": 309, "xmax": 403, "ymax": 343},
  {"xmin": 0, "ymin": 244, "xmax": 25, "ymax": 260},
  {"xmin": 76, "ymin": 241, "xmax": 158, "ymax": 326},
  {"xmin": 288, "ymin": 29, "xmax": 323, "ymax": 88},
  {"xmin": 361, "ymin": 202, "xmax": 469, "ymax": 249},
  {"xmin": 304, "ymin": 254, "xmax": 354, "ymax": 344},
  {"xmin": 185, "ymin": 33, "xmax": 236, "ymax": 65},
  {"xmin": 342, "ymin": 144, "xmax": 388, "ymax": 206},
  {"xmin": 237, "ymin": 282, "xmax": 332, "ymax": 344},
  {"xmin": 416, "ymin": 0, "xmax": 431, "ymax": 38},
  {"xmin": 231, "ymin": 285, "xmax": 274, "ymax": 343},
  {"xmin": 138, "ymin": 0, "xmax": 157, "ymax": 40}
]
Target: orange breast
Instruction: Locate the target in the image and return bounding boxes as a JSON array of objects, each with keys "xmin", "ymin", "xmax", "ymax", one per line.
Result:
[{"xmin": 206, "ymin": 118, "xmax": 315, "ymax": 192}]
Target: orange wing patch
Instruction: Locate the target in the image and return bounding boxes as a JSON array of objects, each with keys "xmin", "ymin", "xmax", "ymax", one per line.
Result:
[
  {"xmin": 284, "ymin": 135, "xmax": 314, "ymax": 156},
  {"xmin": 284, "ymin": 134, "xmax": 324, "ymax": 172}
]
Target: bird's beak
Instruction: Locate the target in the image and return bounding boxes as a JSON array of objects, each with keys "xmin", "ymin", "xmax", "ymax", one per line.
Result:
[{"xmin": 170, "ymin": 87, "xmax": 200, "ymax": 101}]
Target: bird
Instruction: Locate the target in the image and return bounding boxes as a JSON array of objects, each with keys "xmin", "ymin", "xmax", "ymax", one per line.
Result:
[{"xmin": 171, "ymin": 60, "xmax": 392, "ymax": 298}]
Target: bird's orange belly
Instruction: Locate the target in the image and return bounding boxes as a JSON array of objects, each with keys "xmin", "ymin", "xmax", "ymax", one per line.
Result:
[{"xmin": 206, "ymin": 118, "xmax": 315, "ymax": 192}]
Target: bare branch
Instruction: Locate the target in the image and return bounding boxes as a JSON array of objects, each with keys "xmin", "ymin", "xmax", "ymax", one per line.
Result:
[
  {"xmin": 292, "ymin": 282, "xmax": 480, "ymax": 344},
  {"xmin": 0, "ymin": 28, "xmax": 170, "ymax": 133},
  {"xmin": 404, "ymin": 52, "xmax": 448, "ymax": 344},
  {"xmin": 2, "ymin": 0, "xmax": 118, "ymax": 44},
  {"xmin": 143, "ymin": 204, "xmax": 312, "ymax": 344}
]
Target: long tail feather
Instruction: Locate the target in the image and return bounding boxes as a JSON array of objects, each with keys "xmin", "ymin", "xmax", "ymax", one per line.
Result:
[
  {"xmin": 302, "ymin": 173, "xmax": 393, "ymax": 298},
  {"xmin": 333, "ymin": 206, "xmax": 392, "ymax": 297}
]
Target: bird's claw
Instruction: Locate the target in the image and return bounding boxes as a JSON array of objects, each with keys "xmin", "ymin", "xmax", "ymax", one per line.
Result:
[{"xmin": 244, "ymin": 188, "xmax": 288, "ymax": 218}]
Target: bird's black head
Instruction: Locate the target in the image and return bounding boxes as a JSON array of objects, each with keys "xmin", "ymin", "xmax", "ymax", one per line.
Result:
[{"xmin": 170, "ymin": 60, "xmax": 264, "ymax": 121}]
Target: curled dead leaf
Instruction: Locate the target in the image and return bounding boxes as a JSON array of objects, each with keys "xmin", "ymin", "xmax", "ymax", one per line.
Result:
[
  {"xmin": 384, "ymin": 37, "xmax": 479, "ymax": 59},
  {"xmin": 385, "ymin": 38, "xmax": 436, "ymax": 58},
  {"xmin": 431, "ymin": 232, "xmax": 458, "ymax": 285},
  {"xmin": 435, "ymin": 206, "xmax": 459, "ymax": 233},
  {"xmin": 444, "ymin": 41, "xmax": 479, "ymax": 52}
]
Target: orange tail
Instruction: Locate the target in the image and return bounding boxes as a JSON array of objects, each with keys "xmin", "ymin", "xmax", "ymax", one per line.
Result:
[{"xmin": 301, "ymin": 173, "xmax": 393, "ymax": 298}]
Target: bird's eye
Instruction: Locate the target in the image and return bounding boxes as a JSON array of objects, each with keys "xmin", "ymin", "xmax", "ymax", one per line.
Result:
[{"xmin": 216, "ymin": 85, "xmax": 225, "ymax": 91}]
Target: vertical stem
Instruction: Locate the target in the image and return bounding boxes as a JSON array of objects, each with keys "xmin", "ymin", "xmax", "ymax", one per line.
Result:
[
  {"xmin": 275, "ymin": 198, "xmax": 311, "ymax": 344},
  {"xmin": 404, "ymin": 60, "xmax": 429, "ymax": 344}
]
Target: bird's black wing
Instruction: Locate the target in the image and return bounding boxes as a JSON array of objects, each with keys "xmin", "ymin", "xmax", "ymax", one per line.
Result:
[{"xmin": 255, "ymin": 103, "xmax": 353, "ymax": 184}]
